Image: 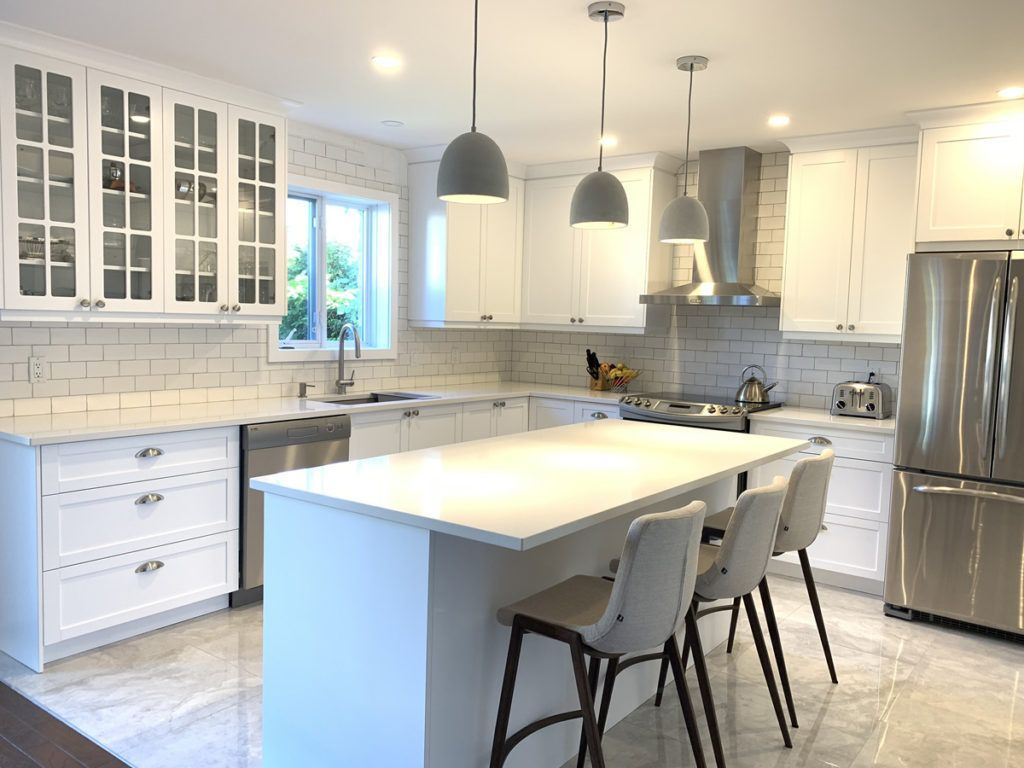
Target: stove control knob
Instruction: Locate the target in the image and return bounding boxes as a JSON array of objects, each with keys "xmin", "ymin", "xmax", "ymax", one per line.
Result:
[
  {"xmin": 623, "ymin": 397, "xmax": 633, "ymax": 404},
  {"xmin": 865, "ymin": 402, "xmax": 876, "ymax": 412},
  {"xmin": 732, "ymin": 407, "xmax": 742, "ymax": 414},
  {"xmin": 835, "ymin": 400, "xmax": 846, "ymax": 410},
  {"xmin": 643, "ymin": 399, "xmax": 652, "ymax": 407},
  {"xmin": 718, "ymin": 406, "xmax": 728, "ymax": 414},
  {"xmin": 705, "ymin": 405, "xmax": 715, "ymax": 413}
]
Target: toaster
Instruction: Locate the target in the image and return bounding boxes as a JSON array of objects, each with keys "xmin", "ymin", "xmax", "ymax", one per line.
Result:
[{"xmin": 830, "ymin": 373, "xmax": 892, "ymax": 419}]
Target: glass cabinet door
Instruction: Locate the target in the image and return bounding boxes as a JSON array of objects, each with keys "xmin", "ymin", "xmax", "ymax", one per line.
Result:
[
  {"xmin": 87, "ymin": 72, "xmax": 163, "ymax": 311},
  {"xmin": 0, "ymin": 48, "xmax": 89, "ymax": 310},
  {"xmin": 163, "ymin": 90, "xmax": 227, "ymax": 314},
  {"xmin": 229, "ymin": 107, "xmax": 285, "ymax": 315}
]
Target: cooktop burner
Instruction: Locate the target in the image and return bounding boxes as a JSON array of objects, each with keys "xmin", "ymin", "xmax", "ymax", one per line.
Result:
[{"xmin": 618, "ymin": 391, "xmax": 782, "ymax": 431}]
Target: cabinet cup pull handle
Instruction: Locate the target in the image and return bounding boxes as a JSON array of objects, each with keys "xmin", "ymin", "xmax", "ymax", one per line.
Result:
[
  {"xmin": 493, "ymin": 401, "xmax": 500, "ymax": 408},
  {"xmin": 135, "ymin": 447, "xmax": 164, "ymax": 459},
  {"xmin": 134, "ymin": 560, "xmax": 164, "ymax": 574},
  {"xmin": 808, "ymin": 436, "xmax": 832, "ymax": 446},
  {"xmin": 135, "ymin": 493, "xmax": 165, "ymax": 505},
  {"xmin": 592, "ymin": 411, "xmax": 608, "ymax": 419}
]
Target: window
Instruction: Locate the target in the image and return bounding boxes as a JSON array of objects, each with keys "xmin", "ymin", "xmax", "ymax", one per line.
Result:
[{"xmin": 270, "ymin": 176, "xmax": 397, "ymax": 360}]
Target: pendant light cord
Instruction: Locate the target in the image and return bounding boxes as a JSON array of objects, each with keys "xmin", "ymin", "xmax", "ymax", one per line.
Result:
[
  {"xmin": 682, "ymin": 66, "xmax": 694, "ymax": 196},
  {"xmin": 598, "ymin": 11, "xmax": 609, "ymax": 170},
  {"xmin": 471, "ymin": 0, "xmax": 479, "ymax": 131}
]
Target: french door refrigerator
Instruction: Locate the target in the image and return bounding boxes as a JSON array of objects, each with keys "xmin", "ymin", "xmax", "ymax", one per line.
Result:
[{"xmin": 886, "ymin": 251, "xmax": 1024, "ymax": 634}]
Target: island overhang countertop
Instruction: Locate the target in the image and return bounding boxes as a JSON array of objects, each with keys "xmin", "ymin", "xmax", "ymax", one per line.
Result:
[{"xmin": 252, "ymin": 419, "xmax": 809, "ymax": 550}]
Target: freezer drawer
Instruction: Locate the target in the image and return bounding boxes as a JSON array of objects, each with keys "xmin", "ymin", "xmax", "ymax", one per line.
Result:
[{"xmin": 885, "ymin": 470, "xmax": 1024, "ymax": 633}]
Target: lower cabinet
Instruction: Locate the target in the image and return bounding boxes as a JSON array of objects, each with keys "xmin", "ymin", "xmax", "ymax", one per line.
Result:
[
  {"xmin": 574, "ymin": 402, "xmax": 620, "ymax": 422},
  {"xmin": 749, "ymin": 420, "xmax": 893, "ymax": 595},
  {"xmin": 462, "ymin": 398, "xmax": 529, "ymax": 442},
  {"xmin": 529, "ymin": 398, "xmax": 575, "ymax": 430}
]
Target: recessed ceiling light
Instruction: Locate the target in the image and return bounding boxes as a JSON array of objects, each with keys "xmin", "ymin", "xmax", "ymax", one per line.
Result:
[
  {"xmin": 599, "ymin": 135, "xmax": 618, "ymax": 148},
  {"xmin": 997, "ymin": 86, "xmax": 1024, "ymax": 100},
  {"xmin": 767, "ymin": 113, "xmax": 791, "ymax": 128},
  {"xmin": 371, "ymin": 54, "xmax": 402, "ymax": 72},
  {"xmin": 381, "ymin": 119, "xmax": 404, "ymax": 128}
]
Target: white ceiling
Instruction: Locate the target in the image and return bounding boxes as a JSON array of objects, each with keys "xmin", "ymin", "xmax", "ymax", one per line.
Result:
[{"xmin": 2, "ymin": 0, "xmax": 1022, "ymax": 164}]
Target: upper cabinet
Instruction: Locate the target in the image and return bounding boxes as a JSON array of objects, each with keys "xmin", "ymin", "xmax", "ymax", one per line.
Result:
[
  {"xmin": 0, "ymin": 42, "xmax": 287, "ymax": 321},
  {"xmin": 521, "ymin": 164, "xmax": 675, "ymax": 332},
  {"xmin": 781, "ymin": 140, "xmax": 917, "ymax": 340},
  {"xmin": 408, "ymin": 161, "xmax": 524, "ymax": 327},
  {"xmin": 0, "ymin": 49, "xmax": 90, "ymax": 311},
  {"xmin": 915, "ymin": 122, "xmax": 1024, "ymax": 245}
]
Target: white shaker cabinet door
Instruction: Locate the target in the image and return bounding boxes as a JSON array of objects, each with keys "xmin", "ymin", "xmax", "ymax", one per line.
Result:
[
  {"xmin": 461, "ymin": 400, "xmax": 497, "ymax": 442},
  {"xmin": 780, "ymin": 150, "xmax": 858, "ymax": 334},
  {"xmin": 916, "ymin": 123, "xmax": 1024, "ymax": 243},
  {"xmin": 482, "ymin": 177, "xmax": 524, "ymax": 323},
  {"xmin": 444, "ymin": 201, "xmax": 484, "ymax": 322},
  {"xmin": 494, "ymin": 397, "xmax": 529, "ymax": 436},
  {"xmin": 404, "ymin": 403, "xmax": 463, "ymax": 451},
  {"xmin": 349, "ymin": 410, "xmax": 404, "ymax": 459},
  {"xmin": 528, "ymin": 397, "xmax": 575, "ymax": 430},
  {"xmin": 521, "ymin": 176, "xmax": 581, "ymax": 326},
  {"xmin": 846, "ymin": 144, "xmax": 917, "ymax": 337}
]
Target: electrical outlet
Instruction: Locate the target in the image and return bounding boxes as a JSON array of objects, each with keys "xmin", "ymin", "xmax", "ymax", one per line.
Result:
[{"xmin": 29, "ymin": 356, "xmax": 46, "ymax": 383}]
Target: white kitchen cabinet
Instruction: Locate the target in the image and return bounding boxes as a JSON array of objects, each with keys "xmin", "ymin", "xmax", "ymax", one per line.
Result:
[
  {"xmin": 781, "ymin": 143, "xmax": 916, "ymax": 340},
  {"xmin": 87, "ymin": 70, "xmax": 164, "ymax": 313},
  {"xmin": 574, "ymin": 402, "xmax": 621, "ymax": 422},
  {"xmin": 228, "ymin": 106, "xmax": 286, "ymax": 317},
  {"xmin": 350, "ymin": 402, "xmax": 464, "ymax": 457},
  {"xmin": 408, "ymin": 161, "xmax": 524, "ymax": 327},
  {"xmin": 0, "ymin": 48, "xmax": 90, "ymax": 311},
  {"xmin": 521, "ymin": 165, "xmax": 674, "ymax": 332},
  {"xmin": 749, "ymin": 420, "xmax": 894, "ymax": 594},
  {"xmin": 529, "ymin": 397, "xmax": 576, "ymax": 430},
  {"xmin": 406, "ymin": 403, "xmax": 462, "ymax": 451},
  {"xmin": 915, "ymin": 122, "xmax": 1024, "ymax": 244},
  {"xmin": 462, "ymin": 398, "xmax": 529, "ymax": 441},
  {"xmin": 348, "ymin": 409, "xmax": 405, "ymax": 459}
]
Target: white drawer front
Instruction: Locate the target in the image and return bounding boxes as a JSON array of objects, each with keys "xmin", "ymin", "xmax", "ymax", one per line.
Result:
[
  {"xmin": 574, "ymin": 403, "xmax": 621, "ymax": 423},
  {"xmin": 775, "ymin": 514, "xmax": 887, "ymax": 583},
  {"xmin": 43, "ymin": 531, "xmax": 238, "ymax": 644},
  {"xmin": 41, "ymin": 427, "xmax": 240, "ymax": 494},
  {"xmin": 42, "ymin": 469, "xmax": 239, "ymax": 570},
  {"xmin": 751, "ymin": 423, "xmax": 893, "ymax": 463}
]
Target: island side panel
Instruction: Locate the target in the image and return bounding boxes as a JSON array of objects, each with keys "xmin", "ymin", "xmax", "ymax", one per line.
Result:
[
  {"xmin": 424, "ymin": 477, "xmax": 737, "ymax": 768},
  {"xmin": 262, "ymin": 494, "xmax": 431, "ymax": 768}
]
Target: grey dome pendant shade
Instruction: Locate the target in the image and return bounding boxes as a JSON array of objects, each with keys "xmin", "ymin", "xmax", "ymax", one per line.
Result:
[
  {"xmin": 570, "ymin": 2, "xmax": 628, "ymax": 229},
  {"xmin": 437, "ymin": 0, "xmax": 509, "ymax": 204},
  {"xmin": 659, "ymin": 55, "xmax": 710, "ymax": 244}
]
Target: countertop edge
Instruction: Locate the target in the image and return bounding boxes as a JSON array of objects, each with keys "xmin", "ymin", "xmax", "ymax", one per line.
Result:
[{"xmin": 748, "ymin": 406, "xmax": 896, "ymax": 435}]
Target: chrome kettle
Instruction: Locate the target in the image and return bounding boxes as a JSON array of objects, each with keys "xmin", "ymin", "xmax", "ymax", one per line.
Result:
[{"xmin": 735, "ymin": 364, "xmax": 777, "ymax": 404}]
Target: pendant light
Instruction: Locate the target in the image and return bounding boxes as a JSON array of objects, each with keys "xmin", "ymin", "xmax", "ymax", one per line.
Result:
[
  {"xmin": 570, "ymin": 2, "xmax": 628, "ymax": 229},
  {"xmin": 437, "ymin": 0, "xmax": 509, "ymax": 204},
  {"xmin": 659, "ymin": 55, "xmax": 710, "ymax": 244}
]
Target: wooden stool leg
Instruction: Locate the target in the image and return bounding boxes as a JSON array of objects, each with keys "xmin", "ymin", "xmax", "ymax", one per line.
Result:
[
  {"xmin": 686, "ymin": 605, "xmax": 727, "ymax": 768},
  {"xmin": 667, "ymin": 635, "xmax": 708, "ymax": 768},
  {"xmin": 725, "ymin": 597, "xmax": 742, "ymax": 653},
  {"xmin": 653, "ymin": 649, "xmax": 670, "ymax": 707},
  {"xmin": 489, "ymin": 622, "xmax": 525, "ymax": 768},
  {"xmin": 569, "ymin": 637, "xmax": 606, "ymax": 768},
  {"xmin": 742, "ymin": 593, "xmax": 793, "ymax": 748},
  {"xmin": 759, "ymin": 577, "xmax": 798, "ymax": 728},
  {"xmin": 576, "ymin": 656, "xmax": 602, "ymax": 768},
  {"xmin": 597, "ymin": 657, "xmax": 619, "ymax": 736},
  {"xmin": 799, "ymin": 548, "xmax": 838, "ymax": 684}
]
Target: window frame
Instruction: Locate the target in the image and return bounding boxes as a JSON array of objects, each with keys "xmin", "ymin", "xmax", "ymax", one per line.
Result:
[{"xmin": 268, "ymin": 174, "xmax": 399, "ymax": 362}]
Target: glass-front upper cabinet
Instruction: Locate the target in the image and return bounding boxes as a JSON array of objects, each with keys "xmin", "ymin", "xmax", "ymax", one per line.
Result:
[
  {"xmin": 87, "ymin": 71, "xmax": 163, "ymax": 312},
  {"xmin": 228, "ymin": 107, "xmax": 286, "ymax": 316},
  {"xmin": 0, "ymin": 48, "xmax": 90, "ymax": 311},
  {"xmin": 162, "ymin": 89, "xmax": 228, "ymax": 314}
]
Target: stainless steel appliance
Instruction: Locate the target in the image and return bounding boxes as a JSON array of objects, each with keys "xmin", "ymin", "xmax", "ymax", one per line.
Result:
[
  {"xmin": 232, "ymin": 414, "xmax": 352, "ymax": 606},
  {"xmin": 619, "ymin": 391, "xmax": 781, "ymax": 433},
  {"xmin": 885, "ymin": 251, "xmax": 1024, "ymax": 634},
  {"xmin": 830, "ymin": 373, "xmax": 892, "ymax": 419}
]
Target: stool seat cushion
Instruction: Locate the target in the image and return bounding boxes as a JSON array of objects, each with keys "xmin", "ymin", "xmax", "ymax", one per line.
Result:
[
  {"xmin": 696, "ymin": 542, "xmax": 720, "ymax": 578},
  {"xmin": 497, "ymin": 575, "xmax": 614, "ymax": 641}
]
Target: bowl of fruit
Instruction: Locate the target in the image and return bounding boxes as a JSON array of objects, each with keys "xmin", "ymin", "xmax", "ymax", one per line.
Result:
[{"xmin": 592, "ymin": 362, "xmax": 641, "ymax": 392}]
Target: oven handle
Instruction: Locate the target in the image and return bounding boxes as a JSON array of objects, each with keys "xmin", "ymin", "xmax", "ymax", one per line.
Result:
[{"xmin": 912, "ymin": 485, "xmax": 1024, "ymax": 505}]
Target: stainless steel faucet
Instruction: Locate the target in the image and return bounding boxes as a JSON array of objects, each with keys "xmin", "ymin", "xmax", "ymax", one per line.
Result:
[{"xmin": 335, "ymin": 323, "xmax": 362, "ymax": 393}]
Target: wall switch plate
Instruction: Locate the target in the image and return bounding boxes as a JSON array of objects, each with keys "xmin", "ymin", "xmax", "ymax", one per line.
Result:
[{"xmin": 29, "ymin": 356, "xmax": 46, "ymax": 383}]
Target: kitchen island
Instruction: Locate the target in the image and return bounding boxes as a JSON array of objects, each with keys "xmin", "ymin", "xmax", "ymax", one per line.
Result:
[{"xmin": 252, "ymin": 419, "xmax": 807, "ymax": 768}]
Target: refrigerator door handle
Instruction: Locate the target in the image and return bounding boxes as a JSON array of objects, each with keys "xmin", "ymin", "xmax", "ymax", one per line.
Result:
[
  {"xmin": 980, "ymin": 276, "xmax": 1003, "ymax": 465},
  {"xmin": 996, "ymin": 276, "xmax": 1019, "ymax": 460},
  {"xmin": 912, "ymin": 484, "xmax": 1024, "ymax": 505}
]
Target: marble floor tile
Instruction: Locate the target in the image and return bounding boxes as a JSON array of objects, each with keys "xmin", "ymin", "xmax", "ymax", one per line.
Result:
[{"xmin": 1, "ymin": 576, "xmax": 1022, "ymax": 768}]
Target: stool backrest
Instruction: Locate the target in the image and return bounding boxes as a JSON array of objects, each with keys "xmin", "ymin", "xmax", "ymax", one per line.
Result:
[
  {"xmin": 775, "ymin": 449, "xmax": 835, "ymax": 553},
  {"xmin": 695, "ymin": 476, "xmax": 788, "ymax": 601},
  {"xmin": 583, "ymin": 501, "xmax": 706, "ymax": 655}
]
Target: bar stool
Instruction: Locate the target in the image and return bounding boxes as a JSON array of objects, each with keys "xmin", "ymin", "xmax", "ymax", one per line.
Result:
[
  {"xmin": 706, "ymin": 448, "xmax": 839, "ymax": 722},
  {"xmin": 653, "ymin": 475, "xmax": 793, "ymax": 766},
  {"xmin": 489, "ymin": 502, "xmax": 708, "ymax": 768}
]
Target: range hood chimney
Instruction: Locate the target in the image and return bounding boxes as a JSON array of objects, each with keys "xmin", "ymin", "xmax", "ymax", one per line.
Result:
[{"xmin": 641, "ymin": 146, "xmax": 780, "ymax": 306}]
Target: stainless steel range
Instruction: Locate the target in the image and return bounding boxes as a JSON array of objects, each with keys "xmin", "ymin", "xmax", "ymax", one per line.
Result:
[{"xmin": 618, "ymin": 392, "xmax": 781, "ymax": 432}]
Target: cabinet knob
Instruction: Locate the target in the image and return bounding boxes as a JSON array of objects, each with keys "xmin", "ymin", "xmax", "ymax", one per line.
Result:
[
  {"xmin": 480, "ymin": 314, "xmax": 487, "ymax": 321},
  {"xmin": 493, "ymin": 401, "xmax": 500, "ymax": 408},
  {"xmin": 578, "ymin": 317, "xmax": 584, "ymax": 324},
  {"xmin": 1007, "ymin": 228, "xmax": 1016, "ymax": 238},
  {"xmin": 412, "ymin": 409, "xmax": 420, "ymax": 417},
  {"xmin": 570, "ymin": 317, "xmax": 577, "ymax": 323},
  {"xmin": 487, "ymin": 314, "xmax": 494, "ymax": 321},
  {"xmin": 232, "ymin": 304, "xmax": 242, "ymax": 312},
  {"xmin": 836, "ymin": 323, "xmax": 844, "ymax": 330},
  {"xmin": 221, "ymin": 304, "xmax": 230, "ymax": 312},
  {"xmin": 94, "ymin": 299, "xmax": 106, "ymax": 309},
  {"xmin": 499, "ymin": 401, "xmax": 506, "ymax": 407},
  {"xmin": 403, "ymin": 410, "xmax": 412, "ymax": 417},
  {"xmin": 79, "ymin": 298, "xmax": 91, "ymax": 308},
  {"xmin": 848, "ymin": 324, "xmax": 855, "ymax": 331},
  {"xmin": 808, "ymin": 436, "xmax": 833, "ymax": 446}
]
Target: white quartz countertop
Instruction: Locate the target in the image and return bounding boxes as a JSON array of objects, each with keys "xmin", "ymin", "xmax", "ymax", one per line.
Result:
[
  {"xmin": 749, "ymin": 406, "xmax": 896, "ymax": 435},
  {"xmin": 0, "ymin": 383, "xmax": 624, "ymax": 445},
  {"xmin": 252, "ymin": 420, "xmax": 809, "ymax": 551}
]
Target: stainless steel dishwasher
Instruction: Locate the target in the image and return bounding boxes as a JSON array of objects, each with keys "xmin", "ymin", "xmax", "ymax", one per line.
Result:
[{"xmin": 232, "ymin": 414, "xmax": 351, "ymax": 606}]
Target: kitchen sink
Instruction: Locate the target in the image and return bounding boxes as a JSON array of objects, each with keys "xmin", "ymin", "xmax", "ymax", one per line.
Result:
[{"xmin": 309, "ymin": 391, "xmax": 436, "ymax": 406}]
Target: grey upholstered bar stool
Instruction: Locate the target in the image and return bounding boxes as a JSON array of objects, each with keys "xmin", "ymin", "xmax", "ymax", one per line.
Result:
[
  {"xmin": 704, "ymin": 449, "xmax": 838, "ymax": 730},
  {"xmin": 489, "ymin": 502, "xmax": 708, "ymax": 768},
  {"xmin": 654, "ymin": 476, "xmax": 792, "ymax": 767}
]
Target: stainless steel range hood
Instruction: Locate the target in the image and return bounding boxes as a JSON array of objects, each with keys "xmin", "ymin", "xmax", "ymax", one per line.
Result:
[{"xmin": 641, "ymin": 146, "xmax": 780, "ymax": 307}]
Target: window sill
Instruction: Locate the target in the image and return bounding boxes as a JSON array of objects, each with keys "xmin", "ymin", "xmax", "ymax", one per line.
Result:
[{"xmin": 267, "ymin": 341, "xmax": 396, "ymax": 363}]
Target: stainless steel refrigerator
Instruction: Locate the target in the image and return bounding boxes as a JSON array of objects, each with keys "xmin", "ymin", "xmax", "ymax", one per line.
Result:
[{"xmin": 886, "ymin": 251, "xmax": 1024, "ymax": 634}]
